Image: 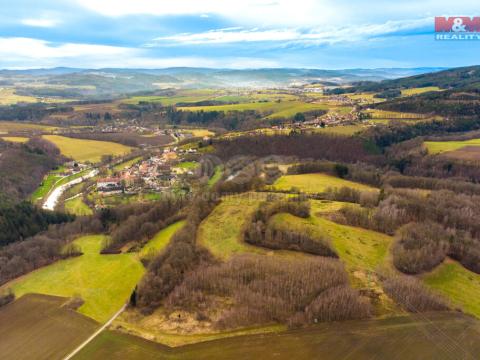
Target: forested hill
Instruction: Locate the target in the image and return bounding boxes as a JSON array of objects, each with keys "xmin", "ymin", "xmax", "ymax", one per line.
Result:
[{"xmin": 344, "ymin": 65, "xmax": 480, "ymax": 93}]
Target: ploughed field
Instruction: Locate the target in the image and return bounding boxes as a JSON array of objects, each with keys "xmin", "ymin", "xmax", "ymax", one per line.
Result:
[
  {"xmin": 0, "ymin": 294, "xmax": 98, "ymax": 360},
  {"xmin": 74, "ymin": 312, "xmax": 480, "ymax": 360}
]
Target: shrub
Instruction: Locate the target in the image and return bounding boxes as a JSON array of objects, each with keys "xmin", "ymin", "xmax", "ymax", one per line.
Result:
[
  {"xmin": 165, "ymin": 255, "xmax": 363, "ymax": 329},
  {"xmin": 382, "ymin": 276, "xmax": 449, "ymax": 312}
]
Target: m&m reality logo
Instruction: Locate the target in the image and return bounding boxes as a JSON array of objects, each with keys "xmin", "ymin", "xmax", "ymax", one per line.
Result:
[{"xmin": 435, "ymin": 17, "xmax": 480, "ymax": 40}]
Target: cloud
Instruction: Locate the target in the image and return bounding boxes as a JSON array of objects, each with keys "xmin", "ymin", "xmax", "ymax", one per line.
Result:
[
  {"xmin": 148, "ymin": 18, "xmax": 432, "ymax": 46},
  {"xmin": 0, "ymin": 36, "xmax": 278, "ymax": 69},
  {"xmin": 76, "ymin": 0, "xmax": 336, "ymax": 27},
  {"xmin": 21, "ymin": 18, "xmax": 60, "ymax": 28}
]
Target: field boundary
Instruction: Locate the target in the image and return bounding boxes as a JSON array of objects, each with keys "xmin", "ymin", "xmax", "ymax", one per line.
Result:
[{"xmin": 63, "ymin": 303, "xmax": 127, "ymax": 360}]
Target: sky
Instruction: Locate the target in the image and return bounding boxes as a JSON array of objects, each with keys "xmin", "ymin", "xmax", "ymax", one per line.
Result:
[{"xmin": 0, "ymin": 0, "xmax": 479, "ymax": 69}]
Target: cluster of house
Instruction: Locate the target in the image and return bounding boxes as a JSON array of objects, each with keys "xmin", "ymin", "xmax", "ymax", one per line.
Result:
[{"xmin": 96, "ymin": 147, "xmax": 187, "ymax": 194}]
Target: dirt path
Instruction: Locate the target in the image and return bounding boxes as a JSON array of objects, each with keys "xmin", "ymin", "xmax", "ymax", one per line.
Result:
[{"xmin": 62, "ymin": 304, "xmax": 126, "ymax": 360}]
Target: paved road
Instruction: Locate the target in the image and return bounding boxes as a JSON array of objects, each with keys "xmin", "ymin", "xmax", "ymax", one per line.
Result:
[{"xmin": 43, "ymin": 169, "xmax": 98, "ymax": 211}]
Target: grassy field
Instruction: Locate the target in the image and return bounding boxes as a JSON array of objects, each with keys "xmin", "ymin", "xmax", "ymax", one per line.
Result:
[
  {"xmin": 197, "ymin": 194, "xmax": 268, "ymax": 260},
  {"xmin": 182, "ymin": 129, "xmax": 215, "ymax": 137},
  {"xmin": 139, "ymin": 221, "xmax": 185, "ymax": 261},
  {"xmin": 113, "ymin": 156, "xmax": 143, "ymax": 172},
  {"xmin": 208, "ymin": 166, "xmax": 223, "ymax": 187},
  {"xmin": 0, "ymin": 88, "xmax": 38, "ymax": 105},
  {"xmin": 0, "ymin": 136, "xmax": 29, "ymax": 143},
  {"xmin": 0, "ymin": 294, "xmax": 98, "ymax": 360},
  {"xmin": 423, "ymin": 260, "xmax": 480, "ymax": 318},
  {"xmin": 270, "ymin": 205, "xmax": 391, "ymax": 273},
  {"xmin": 425, "ymin": 138, "xmax": 480, "ymax": 155},
  {"xmin": 313, "ymin": 124, "xmax": 367, "ymax": 136},
  {"xmin": 0, "ymin": 121, "xmax": 56, "ymax": 134},
  {"xmin": 272, "ymin": 173, "xmax": 377, "ymax": 193},
  {"xmin": 75, "ymin": 313, "xmax": 480, "ymax": 360},
  {"xmin": 7, "ymin": 235, "xmax": 144, "ymax": 323},
  {"xmin": 176, "ymin": 161, "xmax": 198, "ymax": 170},
  {"xmin": 401, "ymin": 86, "xmax": 441, "ymax": 96},
  {"xmin": 65, "ymin": 196, "xmax": 93, "ymax": 216},
  {"xmin": 31, "ymin": 172, "xmax": 63, "ymax": 203},
  {"xmin": 43, "ymin": 135, "xmax": 134, "ymax": 163},
  {"xmin": 365, "ymin": 109, "xmax": 427, "ymax": 119},
  {"xmin": 31, "ymin": 168, "xmax": 90, "ymax": 203},
  {"xmin": 178, "ymin": 100, "xmax": 351, "ymax": 119}
]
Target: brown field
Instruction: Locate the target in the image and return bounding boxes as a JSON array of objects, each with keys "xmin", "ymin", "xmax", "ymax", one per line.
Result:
[
  {"xmin": 75, "ymin": 312, "xmax": 480, "ymax": 360},
  {"xmin": 0, "ymin": 294, "xmax": 98, "ymax": 360},
  {"xmin": 442, "ymin": 146, "xmax": 480, "ymax": 161}
]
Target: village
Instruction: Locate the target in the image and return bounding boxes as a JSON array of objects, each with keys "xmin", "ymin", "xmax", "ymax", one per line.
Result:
[{"xmin": 96, "ymin": 145, "xmax": 199, "ymax": 196}]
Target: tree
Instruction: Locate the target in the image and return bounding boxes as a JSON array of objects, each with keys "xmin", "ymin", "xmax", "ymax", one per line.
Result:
[{"xmin": 294, "ymin": 112, "xmax": 306, "ymax": 123}]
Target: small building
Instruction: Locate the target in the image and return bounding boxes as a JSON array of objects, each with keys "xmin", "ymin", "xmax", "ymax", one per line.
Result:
[{"xmin": 97, "ymin": 177, "xmax": 123, "ymax": 192}]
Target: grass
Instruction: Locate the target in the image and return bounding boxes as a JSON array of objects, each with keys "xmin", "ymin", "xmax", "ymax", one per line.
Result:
[
  {"xmin": 313, "ymin": 124, "xmax": 367, "ymax": 136},
  {"xmin": 113, "ymin": 156, "xmax": 142, "ymax": 172},
  {"xmin": 139, "ymin": 221, "xmax": 185, "ymax": 260},
  {"xmin": 0, "ymin": 88, "xmax": 38, "ymax": 105},
  {"xmin": 208, "ymin": 166, "xmax": 223, "ymax": 187},
  {"xmin": 197, "ymin": 194, "xmax": 268, "ymax": 260},
  {"xmin": 401, "ymin": 86, "xmax": 441, "ymax": 96},
  {"xmin": 365, "ymin": 109, "xmax": 427, "ymax": 119},
  {"xmin": 423, "ymin": 260, "xmax": 480, "ymax": 319},
  {"xmin": 42, "ymin": 135, "xmax": 134, "ymax": 163},
  {"xmin": 270, "ymin": 201, "xmax": 392, "ymax": 273},
  {"xmin": 75, "ymin": 313, "xmax": 480, "ymax": 359},
  {"xmin": 65, "ymin": 196, "xmax": 93, "ymax": 216},
  {"xmin": 7, "ymin": 235, "xmax": 145, "ymax": 323},
  {"xmin": 178, "ymin": 100, "xmax": 351, "ymax": 119},
  {"xmin": 1, "ymin": 136, "xmax": 29, "ymax": 143},
  {"xmin": 272, "ymin": 173, "xmax": 377, "ymax": 193},
  {"xmin": 424, "ymin": 138, "xmax": 480, "ymax": 155},
  {"xmin": 183, "ymin": 128, "xmax": 215, "ymax": 137},
  {"xmin": 176, "ymin": 161, "xmax": 198, "ymax": 170},
  {"xmin": 0, "ymin": 121, "xmax": 56, "ymax": 133},
  {"xmin": 0, "ymin": 294, "xmax": 98, "ymax": 360},
  {"xmin": 31, "ymin": 172, "xmax": 63, "ymax": 202}
]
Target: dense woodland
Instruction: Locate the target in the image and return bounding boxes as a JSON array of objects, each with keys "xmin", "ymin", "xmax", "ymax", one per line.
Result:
[{"xmin": 0, "ymin": 138, "xmax": 63, "ymax": 202}]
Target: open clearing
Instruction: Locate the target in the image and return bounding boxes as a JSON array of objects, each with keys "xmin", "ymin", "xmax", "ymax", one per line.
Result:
[
  {"xmin": 65, "ymin": 196, "xmax": 93, "ymax": 216},
  {"xmin": 0, "ymin": 88, "xmax": 38, "ymax": 105},
  {"xmin": 425, "ymin": 138, "xmax": 480, "ymax": 155},
  {"xmin": 272, "ymin": 173, "xmax": 377, "ymax": 193},
  {"xmin": 43, "ymin": 135, "xmax": 134, "ymax": 163},
  {"xmin": 0, "ymin": 136, "xmax": 29, "ymax": 143},
  {"xmin": 7, "ymin": 235, "xmax": 144, "ymax": 323},
  {"xmin": 139, "ymin": 220, "xmax": 185, "ymax": 261},
  {"xmin": 0, "ymin": 294, "xmax": 97, "ymax": 360},
  {"xmin": 401, "ymin": 86, "xmax": 441, "ymax": 96},
  {"xmin": 178, "ymin": 100, "xmax": 351, "ymax": 119},
  {"xmin": 423, "ymin": 260, "xmax": 480, "ymax": 318},
  {"xmin": 197, "ymin": 194, "xmax": 267, "ymax": 259},
  {"xmin": 365, "ymin": 109, "xmax": 427, "ymax": 119},
  {"xmin": 0, "ymin": 121, "xmax": 56, "ymax": 133},
  {"xmin": 74, "ymin": 312, "xmax": 480, "ymax": 360},
  {"xmin": 313, "ymin": 124, "xmax": 367, "ymax": 136}
]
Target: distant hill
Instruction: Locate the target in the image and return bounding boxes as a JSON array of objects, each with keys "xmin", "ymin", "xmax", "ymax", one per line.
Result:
[
  {"xmin": 347, "ymin": 65, "xmax": 480, "ymax": 93},
  {"xmin": 0, "ymin": 67, "xmax": 445, "ymax": 96}
]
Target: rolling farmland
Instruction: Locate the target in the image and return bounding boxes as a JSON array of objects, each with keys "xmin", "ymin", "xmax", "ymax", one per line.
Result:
[
  {"xmin": 7, "ymin": 235, "xmax": 144, "ymax": 323},
  {"xmin": 42, "ymin": 135, "xmax": 134, "ymax": 163},
  {"xmin": 272, "ymin": 173, "xmax": 378, "ymax": 193}
]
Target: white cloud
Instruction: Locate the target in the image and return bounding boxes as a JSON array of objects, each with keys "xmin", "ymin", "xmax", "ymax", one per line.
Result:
[
  {"xmin": 76, "ymin": 0, "xmax": 336, "ymax": 27},
  {"xmin": 21, "ymin": 18, "xmax": 60, "ymax": 28},
  {"xmin": 76, "ymin": 0, "xmax": 480, "ymax": 28},
  {"xmin": 0, "ymin": 37, "xmax": 278, "ymax": 69},
  {"xmin": 149, "ymin": 18, "xmax": 432, "ymax": 46}
]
